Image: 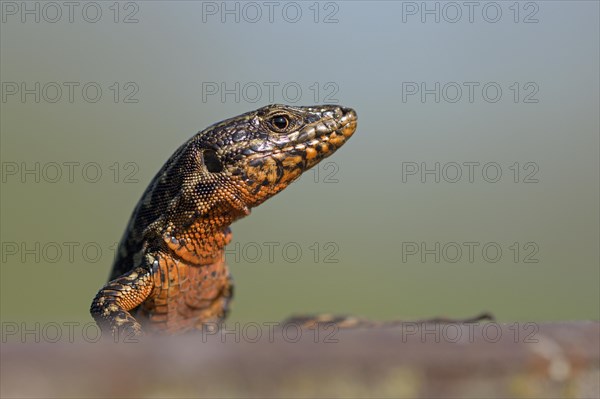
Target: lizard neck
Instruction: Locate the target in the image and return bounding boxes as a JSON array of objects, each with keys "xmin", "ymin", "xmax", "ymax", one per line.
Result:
[{"xmin": 163, "ymin": 215, "xmax": 237, "ymax": 266}]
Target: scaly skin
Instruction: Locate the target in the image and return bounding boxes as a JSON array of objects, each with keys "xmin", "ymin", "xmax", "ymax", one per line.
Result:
[{"xmin": 91, "ymin": 104, "xmax": 357, "ymax": 337}]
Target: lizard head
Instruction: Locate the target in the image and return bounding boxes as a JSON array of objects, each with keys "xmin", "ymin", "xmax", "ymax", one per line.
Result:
[{"xmin": 192, "ymin": 104, "xmax": 357, "ymax": 215}]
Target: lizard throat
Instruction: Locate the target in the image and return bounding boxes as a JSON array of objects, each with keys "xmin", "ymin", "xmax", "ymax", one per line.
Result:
[{"xmin": 163, "ymin": 220, "xmax": 233, "ymax": 266}]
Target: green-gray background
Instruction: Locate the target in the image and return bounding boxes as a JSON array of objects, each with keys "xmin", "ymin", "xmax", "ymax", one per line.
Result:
[{"xmin": 1, "ymin": 1, "xmax": 598, "ymax": 327}]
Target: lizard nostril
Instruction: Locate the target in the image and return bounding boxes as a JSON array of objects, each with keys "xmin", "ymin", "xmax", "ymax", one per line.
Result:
[
  {"xmin": 341, "ymin": 107, "xmax": 356, "ymax": 118},
  {"xmin": 203, "ymin": 149, "xmax": 223, "ymax": 173}
]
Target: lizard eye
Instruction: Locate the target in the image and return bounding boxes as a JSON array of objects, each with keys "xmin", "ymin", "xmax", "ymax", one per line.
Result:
[
  {"xmin": 203, "ymin": 149, "xmax": 223, "ymax": 173},
  {"xmin": 269, "ymin": 114, "xmax": 290, "ymax": 132}
]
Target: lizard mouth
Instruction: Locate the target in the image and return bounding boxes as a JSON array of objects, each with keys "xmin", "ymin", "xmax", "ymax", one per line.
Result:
[
  {"xmin": 294, "ymin": 107, "xmax": 357, "ymax": 164},
  {"xmin": 298, "ymin": 107, "xmax": 357, "ymax": 149}
]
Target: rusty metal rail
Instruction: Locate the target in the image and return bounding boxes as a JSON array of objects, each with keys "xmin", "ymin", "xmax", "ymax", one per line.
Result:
[{"xmin": 1, "ymin": 321, "xmax": 598, "ymax": 398}]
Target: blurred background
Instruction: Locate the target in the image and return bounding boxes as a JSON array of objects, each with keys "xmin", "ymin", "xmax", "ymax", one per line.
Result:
[{"xmin": 1, "ymin": 1, "xmax": 598, "ymax": 332}]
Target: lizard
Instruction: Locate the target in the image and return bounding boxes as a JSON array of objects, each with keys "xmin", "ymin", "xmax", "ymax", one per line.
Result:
[{"xmin": 91, "ymin": 104, "xmax": 357, "ymax": 337}]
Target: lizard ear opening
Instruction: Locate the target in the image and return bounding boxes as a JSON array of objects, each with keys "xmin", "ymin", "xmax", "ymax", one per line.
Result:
[{"xmin": 203, "ymin": 149, "xmax": 223, "ymax": 173}]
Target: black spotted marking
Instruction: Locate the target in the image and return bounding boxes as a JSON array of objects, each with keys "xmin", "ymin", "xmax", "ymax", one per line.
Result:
[
  {"xmin": 248, "ymin": 158, "xmax": 263, "ymax": 167},
  {"xmin": 196, "ymin": 181, "xmax": 217, "ymax": 197},
  {"xmin": 159, "ymin": 265, "xmax": 166, "ymax": 284},
  {"xmin": 274, "ymin": 158, "xmax": 284, "ymax": 181},
  {"xmin": 203, "ymin": 149, "xmax": 223, "ymax": 173},
  {"xmin": 251, "ymin": 182, "xmax": 263, "ymax": 195}
]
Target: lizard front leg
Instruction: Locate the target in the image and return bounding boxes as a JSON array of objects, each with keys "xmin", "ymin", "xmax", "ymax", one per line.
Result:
[{"xmin": 90, "ymin": 266, "xmax": 154, "ymax": 338}]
